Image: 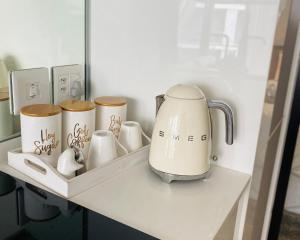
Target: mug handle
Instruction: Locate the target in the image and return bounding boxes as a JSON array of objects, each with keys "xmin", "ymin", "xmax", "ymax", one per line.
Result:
[
  {"xmin": 140, "ymin": 128, "xmax": 151, "ymax": 144},
  {"xmin": 115, "ymin": 138, "xmax": 129, "ymax": 155}
]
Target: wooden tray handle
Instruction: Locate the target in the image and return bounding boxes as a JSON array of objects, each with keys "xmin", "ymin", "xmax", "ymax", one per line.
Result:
[
  {"xmin": 20, "ymin": 153, "xmax": 58, "ymax": 177},
  {"xmin": 24, "ymin": 159, "xmax": 47, "ymax": 175}
]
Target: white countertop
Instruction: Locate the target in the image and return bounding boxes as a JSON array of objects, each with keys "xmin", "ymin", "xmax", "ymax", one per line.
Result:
[
  {"xmin": 0, "ymin": 151, "xmax": 250, "ymax": 240},
  {"xmin": 72, "ymin": 161, "xmax": 250, "ymax": 239}
]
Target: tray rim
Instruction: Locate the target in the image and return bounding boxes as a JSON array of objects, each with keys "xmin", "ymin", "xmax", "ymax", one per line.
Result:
[{"xmin": 7, "ymin": 144, "xmax": 150, "ymax": 198}]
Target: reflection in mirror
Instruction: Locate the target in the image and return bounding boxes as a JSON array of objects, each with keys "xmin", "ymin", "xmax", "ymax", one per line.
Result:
[
  {"xmin": 0, "ymin": 172, "xmax": 15, "ymax": 196},
  {"xmin": 0, "ymin": 178, "xmax": 83, "ymax": 239},
  {"xmin": 0, "ymin": 0, "xmax": 85, "ymax": 142}
]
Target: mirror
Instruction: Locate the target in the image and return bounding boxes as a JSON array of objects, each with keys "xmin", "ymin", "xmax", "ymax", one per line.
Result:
[{"xmin": 0, "ymin": 0, "xmax": 86, "ymax": 142}]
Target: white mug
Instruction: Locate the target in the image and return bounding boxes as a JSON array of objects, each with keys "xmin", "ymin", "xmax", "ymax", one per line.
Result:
[
  {"xmin": 118, "ymin": 121, "xmax": 151, "ymax": 152},
  {"xmin": 86, "ymin": 130, "xmax": 128, "ymax": 171}
]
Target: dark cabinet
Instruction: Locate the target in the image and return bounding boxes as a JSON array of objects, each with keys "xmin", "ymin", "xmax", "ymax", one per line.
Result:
[
  {"xmin": 86, "ymin": 210, "xmax": 155, "ymax": 240},
  {"xmin": 0, "ymin": 173, "xmax": 155, "ymax": 240}
]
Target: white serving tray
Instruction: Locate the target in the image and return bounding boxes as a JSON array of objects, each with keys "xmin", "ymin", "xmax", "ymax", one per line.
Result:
[{"xmin": 7, "ymin": 145, "xmax": 150, "ymax": 198}]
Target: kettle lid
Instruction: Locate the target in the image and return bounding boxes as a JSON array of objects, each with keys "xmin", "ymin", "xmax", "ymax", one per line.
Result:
[{"xmin": 166, "ymin": 84, "xmax": 205, "ymax": 100}]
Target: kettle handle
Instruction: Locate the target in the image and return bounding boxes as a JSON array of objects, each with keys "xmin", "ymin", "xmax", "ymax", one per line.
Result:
[
  {"xmin": 207, "ymin": 100, "xmax": 234, "ymax": 145},
  {"xmin": 155, "ymin": 94, "xmax": 165, "ymax": 116}
]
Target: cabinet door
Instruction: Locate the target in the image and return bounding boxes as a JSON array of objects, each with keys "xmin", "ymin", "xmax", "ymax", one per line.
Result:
[{"xmin": 87, "ymin": 210, "xmax": 156, "ymax": 240}]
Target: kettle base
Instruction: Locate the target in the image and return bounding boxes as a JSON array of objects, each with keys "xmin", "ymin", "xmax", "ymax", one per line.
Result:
[{"xmin": 150, "ymin": 165, "xmax": 209, "ymax": 183}]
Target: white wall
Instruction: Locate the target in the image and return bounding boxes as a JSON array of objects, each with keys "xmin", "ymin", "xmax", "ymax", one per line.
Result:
[
  {"xmin": 0, "ymin": 0, "xmax": 85, "ymax": 72},
  {"xmin": 90, "ymin": 0, "xmax": 280, "ymax": 174}
]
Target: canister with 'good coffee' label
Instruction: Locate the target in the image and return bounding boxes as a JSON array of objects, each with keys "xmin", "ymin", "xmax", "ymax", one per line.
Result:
[
  {"xmin": 59, "ymin": 100, "xmax": 95, "ymax": 160},
  {"xmin": 20, "ymin": 104, "xmax": 62, "ymax": 167},
  {"xmin": 94, "ymin": 96, "xmax": 127, "ymax": 137}
]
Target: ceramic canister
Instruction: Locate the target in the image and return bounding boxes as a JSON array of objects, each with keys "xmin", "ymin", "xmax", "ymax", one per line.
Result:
[
  {"xmin": 94, "ymin": 96, "xmax": 127, "ymax": 137},
  {"xmin": 20, "ymin": 104, "xmax": 62, "ymax": 167},
  {"xmin": 59, "ymin": 100, "xmax": 95, "ymax": 160},
  {"xmin": 0, "ymin": 89, "xmax": 13, "ymax": 139}
]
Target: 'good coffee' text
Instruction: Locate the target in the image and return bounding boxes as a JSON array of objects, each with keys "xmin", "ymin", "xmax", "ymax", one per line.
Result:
[{"xmin": 67, "ymin": 123, "xmax": 91, "ymax": 149}]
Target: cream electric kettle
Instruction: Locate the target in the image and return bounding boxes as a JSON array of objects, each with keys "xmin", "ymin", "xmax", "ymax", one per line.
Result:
[{"xmin": 149, "ymin": 84, "xmax": 234, "ymax": 183}]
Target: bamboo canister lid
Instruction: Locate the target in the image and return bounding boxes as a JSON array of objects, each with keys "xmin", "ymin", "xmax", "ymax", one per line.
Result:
[
  {"xmin": 0, "ymin": 87, "xmax": 9, "ymax": 102},
  {"xmin": 59, "ymin": 100, "xmax": 95, "ymax": 112},
  {"xmin": 21, "ymin": 104, "xmax": 61, "ymax": 117},
  {"xmin": 94, "ymin": 96, "xmax": 127, "ymax": 106},
  {"xmin": 0, "ymin": 92, "xmax": 8, "ymax": 102}
]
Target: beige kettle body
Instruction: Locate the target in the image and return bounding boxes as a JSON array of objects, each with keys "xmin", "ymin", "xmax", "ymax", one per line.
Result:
[{"xmin": 149, "ymin": 84, "xmax": 234, "ymax": 183}]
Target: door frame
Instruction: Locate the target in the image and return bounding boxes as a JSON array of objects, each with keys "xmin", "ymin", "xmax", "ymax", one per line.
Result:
[{"xmin": 267, "ymin": 49, "xmax": 300, "ymax": 239}]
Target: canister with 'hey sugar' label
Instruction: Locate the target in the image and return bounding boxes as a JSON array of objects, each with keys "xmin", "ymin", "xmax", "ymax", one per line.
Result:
[{"xmin": 20, "ymin": 104, "xmax": 62, "ymax": 167}]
